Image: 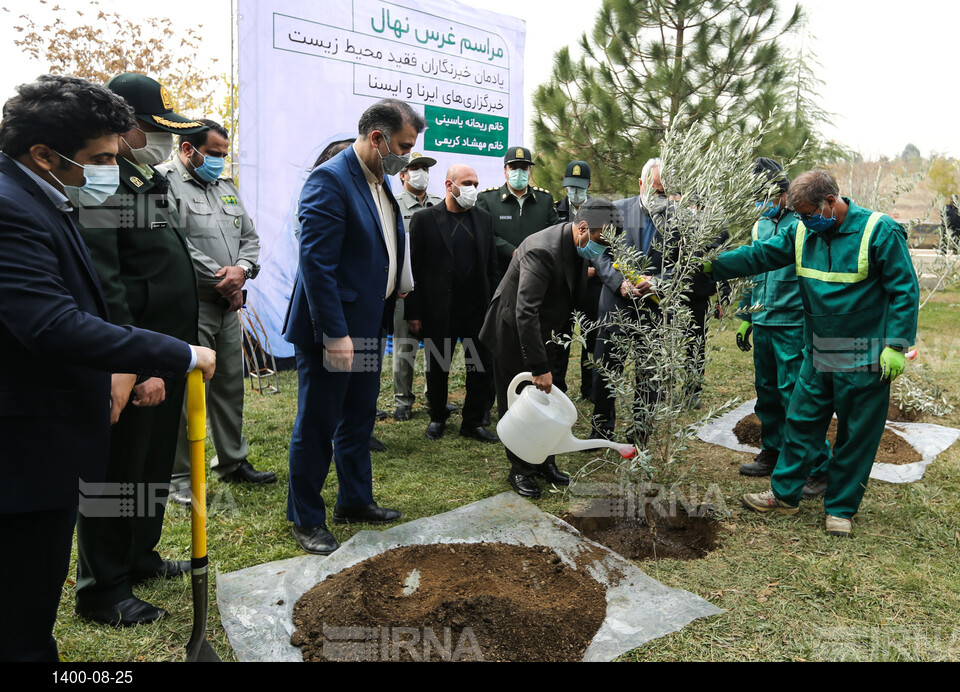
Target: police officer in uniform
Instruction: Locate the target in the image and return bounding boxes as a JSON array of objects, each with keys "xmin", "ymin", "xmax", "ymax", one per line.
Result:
[
  {"xmin": 158, "ymin": 120, "xmax": 275, "ymax": 501},
  {"xmin": 477, "ymin": 146, "xmax": 560, "ymax": 276},
  {"xmin": 393, "ymin": 152, "xmax": 443, "ymax": 422},
  {"xmin": 72, "ymin": 73, "xmax": 206, "ymax": 627}
]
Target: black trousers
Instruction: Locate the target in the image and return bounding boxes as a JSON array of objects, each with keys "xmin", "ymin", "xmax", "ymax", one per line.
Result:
[
  {"xmin": 424, "ymin": 309, "xmax": 492, "ymax": 430},
  {"xmin": 0, "ymin": 506, "xmax": 77, "ymax": 661}
]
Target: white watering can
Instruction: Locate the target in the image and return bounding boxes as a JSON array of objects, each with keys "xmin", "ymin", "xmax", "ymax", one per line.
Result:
[{"xmin": 496, "ymin": 372, "xmax": 638, "ymax": 465}]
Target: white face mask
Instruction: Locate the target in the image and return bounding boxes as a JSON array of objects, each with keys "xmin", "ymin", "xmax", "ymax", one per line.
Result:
[
  {"xmin": 452, "ymin": 182, "xmax": 478, "ymax": 209},
  {"xmin": 125, "ymin": 129, "xmax": 174, "ymax": 166},
  {"xmin": 407, "ymin": 169, "xmax": 429, "ymax": 191}
]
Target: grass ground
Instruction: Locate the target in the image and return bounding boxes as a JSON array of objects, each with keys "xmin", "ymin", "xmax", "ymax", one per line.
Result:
[{"xmin": 54, "ymin": 288, "xmax": 960, "ymax": 662}]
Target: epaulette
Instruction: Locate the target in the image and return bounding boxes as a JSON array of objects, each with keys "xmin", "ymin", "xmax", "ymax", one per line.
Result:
[
  {"xmin": 533, "ymin": 186, "xmax": 552, "ymax": 195},
  {"xmin": 481, "ymin": 186, "xmax": 499, "ymax": 193}
]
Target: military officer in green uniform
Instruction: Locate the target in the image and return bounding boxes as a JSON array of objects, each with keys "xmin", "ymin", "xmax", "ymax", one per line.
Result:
[
  {"xmin": 477, "ymin": 146, "xmax": 560, "ymax": 276},
  {"xmin": 393, "ymin": 152, "xmax": 443, "ymax": 422},
  {"xmin": 158, "ymin": 119, "xmax": 275, "ymax": 501},
  {"xmin": 735, "ymin": 158, "xmax": 830, "ymax": 499},
  {"xmin": 72, "ymin": 73, "xmax": 206, "ymax": 626},
  {"xmin": 706, "ymin": 170, "xmax": 919, "ymax": 537}
]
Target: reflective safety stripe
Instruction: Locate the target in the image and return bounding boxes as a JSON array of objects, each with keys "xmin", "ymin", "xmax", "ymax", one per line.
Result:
[
  {"xmin": 795, "ymin": 211, "xmax": 883, "ymax": 283},
  {"xmin": 751, "ymin": 220, "xmax": 760, "ymax": 242}
]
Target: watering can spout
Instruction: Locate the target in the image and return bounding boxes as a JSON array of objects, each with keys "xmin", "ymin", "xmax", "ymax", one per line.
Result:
[{"xmin": 552, "ymin": 433, "xmax": 638, "ymax": 459}]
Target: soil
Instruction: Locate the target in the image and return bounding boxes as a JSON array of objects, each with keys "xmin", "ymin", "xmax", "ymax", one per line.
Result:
[
  {"xmin": 563, "ymin": 501, "xmax": 721, "ymax": 561},
  {"xmin": 733, "ymin": 413, "xmax": 922, "ymax": 466},
  {"xmin": 887, "ymin": 402, "xmax": 923, "ymax": 422},
  {"xmin": 290, "ymin": 542, "xmax": 608, "ymax": 662}
]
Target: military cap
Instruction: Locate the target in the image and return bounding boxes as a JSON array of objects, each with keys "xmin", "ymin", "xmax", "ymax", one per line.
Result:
[
  {"xmin": 401, "ymin": 152, "xmax": 437, "ymax": 172},
  {"xmin": 562, "ymin": 160, "xmax": 591, "ymax": 188},
  {"xmin": 106, "ymin": 73, "xmax": 208, "ymax": 134},
  {"xmin": 752, "ymin": 157, "xmax": 790, "ymax": 194},
  {"xmin": 504, "ymin": 146, "xmax": 535, "ymax": 166}
]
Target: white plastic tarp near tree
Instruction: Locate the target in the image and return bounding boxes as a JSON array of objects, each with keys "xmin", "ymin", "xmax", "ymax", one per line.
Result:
[{"xmin": 238, "ymin": 0, "xmax": 525, "ymax": 358}]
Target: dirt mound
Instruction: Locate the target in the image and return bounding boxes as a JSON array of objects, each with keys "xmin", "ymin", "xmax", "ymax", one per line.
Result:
[
  {"xmin": 733, "ymin": 414, "xmax": 922, "ymax": 465},
  {"xmin": 291, "ymin": 542, "xmax": 607, "ymax": 662}
]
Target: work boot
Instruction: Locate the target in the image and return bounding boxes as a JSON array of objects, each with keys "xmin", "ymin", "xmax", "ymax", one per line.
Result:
[
  {"xmin": 825, "ymin": 515, "xmax": 852, "ymax": 537},
  {"xmin": 802, "ymin": 474, "xmax": 828, "ymax": 500},
  {"xmin": 742, "ymin": 489, "xmax": 799, "ymax": 515},
  {"xmin": 739, "ymin": 448, "xmax": 779, "ymax": 477}
]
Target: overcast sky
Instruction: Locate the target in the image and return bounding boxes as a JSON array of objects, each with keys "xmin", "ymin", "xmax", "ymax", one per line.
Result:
[{"xmin": 1, "ymin": 0, "xmax": 955, "ymax": 160}]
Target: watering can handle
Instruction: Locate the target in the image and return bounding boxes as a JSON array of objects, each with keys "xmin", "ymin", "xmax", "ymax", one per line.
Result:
[{"xmin": 507, "ymin": 372, "xmax": 534, "ymax": 409}]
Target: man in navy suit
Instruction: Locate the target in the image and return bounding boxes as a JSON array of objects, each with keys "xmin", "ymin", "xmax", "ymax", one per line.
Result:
[
  {"xmin": 283, "ymin": 99, "xmax": 424, "ymax": 554},
  {"xmin": 0, "ymin": 75, "xmax": 215, "ymax": 661}
]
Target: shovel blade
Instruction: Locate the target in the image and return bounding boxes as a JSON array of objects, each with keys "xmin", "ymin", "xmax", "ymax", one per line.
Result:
[{"xmin": 186, "ymin": 637, "xmax": 221, "ymax": 662}]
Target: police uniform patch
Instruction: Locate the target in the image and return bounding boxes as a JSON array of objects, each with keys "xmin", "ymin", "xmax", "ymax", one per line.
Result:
[
  {"xmin": 516, "ymin": 148, "xmax": 524, "ymax": 160},
  {"xmin": 130, "ymin": 176, "xmax": 144, "ymax": 188},
  {"xmin": 160, "ymin": 85, "xmax": 175, "ymax": 110},
  {"xmin": 572, "ymin": 165, "xmax": 581, "ymax": 176}
]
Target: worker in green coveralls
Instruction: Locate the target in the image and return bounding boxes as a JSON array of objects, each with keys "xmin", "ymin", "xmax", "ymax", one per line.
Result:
[
  {"xmin": 736, "ymin": 158, "xmax": 830, "ymax": 500},
  {"xmin": 705, "ymin": 170, "xmax": 919, "ymax": 537}
]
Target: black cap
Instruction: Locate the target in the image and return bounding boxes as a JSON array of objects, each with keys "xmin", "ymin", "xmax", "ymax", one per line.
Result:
[
  {"xmin": 504, "ymin": 146, "xmax": 535, "ymax": 166},
  {"xmin": 752, "ymin": 157, "xmax": 790, "ymax": 194},
  {"xmin": 106, "ymin": 73, "xmax": 208, "ymax": 134},
  {"xmin": 575, "ymin": 197, "xmax": 622, "ymax": 231},
  {"xmin": 562, "ymin": 160, "xmax": 591, "ymax": 188}
]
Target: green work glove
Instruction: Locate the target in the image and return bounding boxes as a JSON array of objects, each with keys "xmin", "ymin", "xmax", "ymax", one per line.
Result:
[
  {"xmin": 879, "ymin": 346, "xmax": 906, "ymax": 382},
  {"xmin": 736, "ymin": 320, "xmax": 753, "ymax": 352},
  {"xmin": 701, "ymin": 259, "xmax": 712, "ymax": 275}
]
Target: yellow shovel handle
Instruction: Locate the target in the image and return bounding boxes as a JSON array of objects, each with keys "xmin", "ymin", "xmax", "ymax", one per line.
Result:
[{"xmin": 186, "ymin": 370, "xmax": 207, "ymax": 559}]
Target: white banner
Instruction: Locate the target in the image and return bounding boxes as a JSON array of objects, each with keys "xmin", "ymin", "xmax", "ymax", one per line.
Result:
[{"xmin": 238, "ymin": 0, "xmax": 526, "ymax": 357}]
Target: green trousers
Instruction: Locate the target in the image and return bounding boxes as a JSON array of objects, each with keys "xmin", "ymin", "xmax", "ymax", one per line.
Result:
[
  {"xmin": 772, "ymin": 357, "xmax": 890, "ymax": 518},
  {"xmin": 753, "ymin": 324, "xmax": 829, "ymax": 476}
]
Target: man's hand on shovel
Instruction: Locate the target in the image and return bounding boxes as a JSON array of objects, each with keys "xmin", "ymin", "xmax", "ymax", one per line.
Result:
[{"xmin": 192, "ymin": 346, "xmax": 217, "ymax": 382}]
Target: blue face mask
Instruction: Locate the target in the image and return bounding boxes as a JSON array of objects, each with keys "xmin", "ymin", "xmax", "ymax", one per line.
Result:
[
  {"xmin": 508, "ymin": 168, "xmax": 529, "ymax": 190},
  {"xmin": 52, "ymin": 151, "xmax": 120, "ymax": 207},
  {"xmin": 796, "ymin": 204, "xmax": 836, "ymax": 233},
  {"xmin": 189, "ymin": 148, "xmax": 226, "ymax": 182},
  {"xmin": 756, "ymin": 200, "xmax": 781, "ymax": 219},
  {"xmin": 567, "ymin": 187, "xmax": 587, "ymax": 207},
  {"xmin": 576, "ymin": 230, "xmax": 606, "ymax": 260}
]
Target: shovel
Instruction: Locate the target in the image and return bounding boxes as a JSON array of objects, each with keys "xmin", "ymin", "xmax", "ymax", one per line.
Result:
[{"xmin": 185, "ymin": 369, "xmax": 221, "ymax": 662}]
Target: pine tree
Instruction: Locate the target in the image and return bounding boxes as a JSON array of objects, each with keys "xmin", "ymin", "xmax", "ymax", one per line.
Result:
[{"xmin": 532, "ymin": 0, "xmax": 803, "ymax": 196}]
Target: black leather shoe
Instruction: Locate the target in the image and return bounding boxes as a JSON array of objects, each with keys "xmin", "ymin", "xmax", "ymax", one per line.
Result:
[
  {"xmin": 77, "ymin": 597, "xmax": 168, "ymax": 628},
  {"xmin": 376, "ymin": 409, "xmax": 389, "ymax": 421},
  {"xmin": 459, "ymin": 426, "xmax": 499, "ymax": 443},
  {"xmin": 370, "ymin": 435, "xmax": 386, "ymax": 452},
  {"xmin": 740, "ymin": 448, "xmax": 779, "ymax": 477},
  {"xmin": 802, "ymin": 474, "xmax": 828, "ymax": 500},
  {"xmin": 331, "ymin": 502, "xmax": 402, "ymax": 525},
  {"xmin": 446, "ymin": 402, "xmax": 458, "ymax": 414},
  {"xmin": 221, "ymin": 460, "xmax": 277, "ymax": 484},
  {"xmin": 425, "ymin": 421, "xmax": 445, "ymax": 440},
  {"xmin": 394, "ymin": 405, "xmax": 413, "ymax": 421},
  {"xmin": 291, "ymin": 524, "xmax": 339, "ymax": 555},
  {"xmin": 132, "ymin": 559, "xmax": 190, "ymax": 584},
  {"xmin": 508, "ymin": 472, "xmax": 541, "ymax": 498},
  {"xmin": 169, "ymin": 488, "xmax": 192, "ymax": 506},
  {"xmin": 535, "ymin": 460, "xmax": 570, "ymax": 486}
]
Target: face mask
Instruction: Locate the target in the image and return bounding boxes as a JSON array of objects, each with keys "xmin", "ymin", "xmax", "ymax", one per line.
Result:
[
  {"xmin": 407, "ymin": 169, "xmax": 429, "ymax": 191},
  {"xmin": 797, "ymin": 204, "xmax": 836, "ymax": 233},
  {"xmin": 645, "ymin": 192, "xmax": 668, "ymax": 214},
  {"xmin": 756, "ymin": 200, "xmax": 781, "ymax": 219},
  {"xmin": 576, "ymin": 230, "xmax": 606, "ymax": 260},
  {"xmin": 126, "ymin": 129, "xmax": 174, "ymax": 166},
  {"xmin": 51, "ymin": 151, "xmax": 120, "ymax": 207},
  {"xmin": 567, "ymin": 187, "xmax": 587, "ymax": 207},
  {"xmin": 452, "ymin": 182, "xmax": 478, "ymax": 209},
  {"xmin": 377, "ymin": 135, "xmax": 411, "ymax": 176},
  {"xmin": 189, "ymin": 147, "xmax": 226, "ymax": 182},
  {"xmin": 508, "ymin": 168, "xmax": 529, "ymax": 190}
]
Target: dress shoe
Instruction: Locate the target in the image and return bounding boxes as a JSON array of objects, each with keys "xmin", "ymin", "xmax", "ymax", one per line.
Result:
[
  {"xmin": 291, "ymin": 524, "xmax": 340, "ymax": 555},
  {"xmin": 331, "ymin": 502, "xmax": 402, "ymax": 525},
  {"xmin": 535, "ymin": 460, "xmax": 570, "ymax": 486},
  {"xmin": 459, "ymin": 426, "xmax": 499, "ymax": 443},
  {"xmin": 221, "ymin": 460, "xmax": 277, "ymax": 484},
  {"xmin": 376, "ymin": 409, "xmax": 389, "ymax": 421},
  {"xmin": 77, "ymin": 597, "xmax": 167, "ymax": 628},
  {"xmin": 739, "ymin": 448, "xmax": 779, "ymax": 477},
  {"xmin": 446, "ymin": 402, "xmax": 458, "ymax": 414},
  {"xmin": 370, "ymin": 435, "xmax": 386, "ymax": 452},
  {"xmin": 169, "ymin": 488, "xmax": 192, "ymax": 506},
  {"xmin": 394, "ymin": 405, "xmax": 413, "ymax": 421},
  {"xmin": 132, "ymin": 559, "xmax": 190, "ymax": 585},
  {"xmin": 508, "ymin": 472, "xmax": 541, "ymax": 498},
  {"xmin": 425, "ymin": 421, "xmax": 445, "ymax": 440}
]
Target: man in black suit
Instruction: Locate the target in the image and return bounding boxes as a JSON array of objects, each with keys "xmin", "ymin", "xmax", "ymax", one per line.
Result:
[
  {"xmin": 480, "ymin": 198, "xmax": 620, "ymax": 498},
  {"xmin": 405, "ymin": 164, "xmax": 499, "ymax": 443},
  {"xmin": 0, "ymin": 75, "xmax": 215, "ymax": 661}
]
